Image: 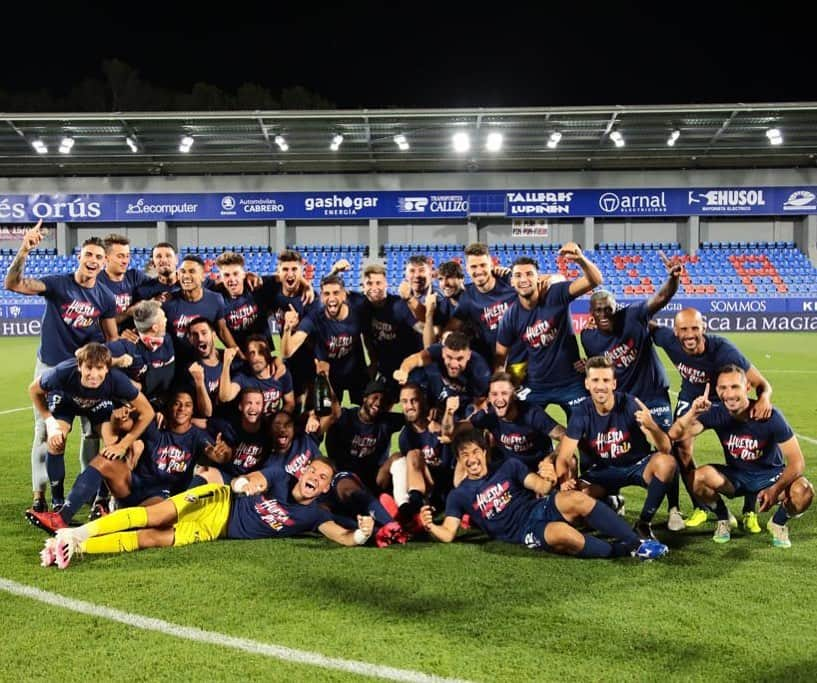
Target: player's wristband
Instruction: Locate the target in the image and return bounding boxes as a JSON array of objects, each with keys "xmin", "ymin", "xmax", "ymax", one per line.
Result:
[
  {"xmin": 45, "ymin": 416, "xmax": 60, "ymax": 439},
  {"xmin": 233, "ymin": 476, "xmax": 250, "ymax": 495},
  {"xmin": 353, "ymin": 528, "xmax": 371, "ymax": 545}
]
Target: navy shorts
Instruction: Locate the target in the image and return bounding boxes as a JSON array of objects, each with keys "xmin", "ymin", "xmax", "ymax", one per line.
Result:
[
  {"xmin": 519, "ymin": 494, "xmax": 566, "ymax": 550},
  {"xmin": 48, "ymin": 392, "xmax": 114, "ymax": 427},
  {"xmin": 712, "ymin": 464, "xmax": 783, "ymax": 496},
  {"xmin": 581, "ymin": 454, "xmax": 652, "ymax": 492},
  {"xmin": 642, "ymin": 392, "xmax": 672, "ymax": 432},
  {"xmin": 520, "ymin": 381, "xmax": 589, "ymax": 419},
  {"xmin": 118, "ymin": 472, "xmax": 172, "ymax": 508}
]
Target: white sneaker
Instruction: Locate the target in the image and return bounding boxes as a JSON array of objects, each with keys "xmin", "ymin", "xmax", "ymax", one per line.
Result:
[
  {"xmin": 767, "ymin": 520, "xmax": 792, "ymax": 548},
  {"xmin": 40, "ymin": 538, "xmax": 57, "ymax": 568},
  {"xmin": 606, "ymin": 494, "xmax": 626, "ymax": 517},
  {"xmin": 713, "ymin": 520, "xmax": 731, "ymax": 544},
  {"xmin": 667, "ymin": 507, "xmax": 685, "ymax": 532},
  {"xmin": 54, "ymin": 529, "xmax": 81, "ymax": 569}
]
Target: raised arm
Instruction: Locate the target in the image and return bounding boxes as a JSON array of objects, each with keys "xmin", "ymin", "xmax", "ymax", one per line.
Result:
[
  {"xmin": 218, "ymin": 347, "xmax": 242, "ymax": 403},
  {"xmin": 746, "ymin": 365, "xmax": 773, "ymax": 420},
  {"xmin": 646, "ymin": 250, "xmax": 682, "ymax": 315},
  {"xmin": 281, "ymin": 305, "xmax": 308, "ymax": 358},
  {"xmin": 392, "ymin": 349, "xmax": 431, "ymax": 384},
  {"xmin": 5, "ymin": 221, "xmax": 47, "ymax": 295},
  {"xmin": 667, "ymin": 384, "xmax": 712, "ymax": 441},
  {"xmin": 561, "ymin": 242, "xmax": 603, "ymax": 298}
]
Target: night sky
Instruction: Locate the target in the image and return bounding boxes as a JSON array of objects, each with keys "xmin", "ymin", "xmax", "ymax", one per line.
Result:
[{"xmin": 6, "ymin": 1, "xmax": 816, "ymax": 108}]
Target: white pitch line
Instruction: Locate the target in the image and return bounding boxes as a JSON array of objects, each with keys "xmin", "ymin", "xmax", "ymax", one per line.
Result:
[
  {"xmin": 0, "ymin": 578, "xmax": 472, "ymax": 683},
  {"xmin": 0, "ymin": 406, "xmax": 28, "ymax": 415}
]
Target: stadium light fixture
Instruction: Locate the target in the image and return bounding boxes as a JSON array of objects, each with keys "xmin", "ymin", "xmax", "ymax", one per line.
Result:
[
  {"xmin": 330, "ymin": 134, "xmax": 344, "ymax": 151},
  {"xmin": 609, "ymin": 131, "xmax": 625, "ymax": 148},
  {"xmin": 485, "ymin": 132, "xmax": 503, "ymax": 152},
  {"xmin": 125, "ymin": 136, "xmax": 139, "ymax": 153},
  {"xmin": 179, "ymin": 135, "xmax": 194, "ymax": 153},
  {"xmin": 393, "ymin": 134, "xmax": 409, "ymax": 151},
  {"xmin": 766, "ymin": 128, "xmax": 783, "ymax": 145},
  {"xmin": 31, "ymin": 139, "xmax": 48, "ymax": 154},
  {"xmin": 452, "ymin": 131, "xmax": 470, "ymax": 153},
  {"xmin": 667, "ymin": 130, "xmax": 680, "ymax": 147},
  {"xmin": 274, "ymin": 135, "xmax": 289, "ymax": 152},
  {"xmin": 546, "ymin": 131, "xmax": 562, "ymax": 149},
  {"xmin": 58, "ymin": 137, "xmax": 74, "ymax": 154}
]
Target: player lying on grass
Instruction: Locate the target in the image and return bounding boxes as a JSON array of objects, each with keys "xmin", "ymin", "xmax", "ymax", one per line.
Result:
[
  {"xmin": 420, "ymin": 428, "xmax": 668, "ymax": 560},
  {"xmin": 40, "ymin": 458, "xmax": 374, "ymax": 569},
  {"xmin": 668, "ymin": 364, "xmax": 813, "ymax": 547}
]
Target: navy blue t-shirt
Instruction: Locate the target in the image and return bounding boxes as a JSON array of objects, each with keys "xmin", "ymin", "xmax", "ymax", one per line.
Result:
[
  {"xmin": 444, "ymin": 459, "xmax": 538, "ymax": 544},
  {"xmin": 107, "ymin": 335, "xmax": 176, "ymax": 405},
  {"xmin": 366, "ymin": 294, "xmax": 423, "ymax": 377},
  {"xmin": 420, "ymin": 343, "xmax": 490, "ymax": 412},
  {"xmin": 233, "ymin": 370, "xmax": 293, "ymax": 415},
  {"xmin": 398, "ymin": 424, "xmax": 452, "ymax": 470},
  {"xmin": 217, "ymin": 276, "xmax": 278, "ymax": 350},
  {"xmin": 163, "ymin": 290, "xmax": 226, "ymax": 341},
  {"xmin": 134, "ymin": 421, "xmax": 213, "ymax": 491},
  {"xmin": 497, "ymin": 282, "xmax": 581, "ymax": 389},
  {"xmin": 40, "ymin": 359, "xmax": 139, "ymax": 409},
  {"xmin": 581, "ymin": 301, "xmax": 669, "ymax": 401},
  {"xmin": 208, "ymin": 416, "xmax": 269, "ymax": 476},
  {"xmin": 698, "ymin": 403, "xmax": 793, "ymax": 472},
  {"xmin": 268, "ymin": 288, "xmax": 316, "ymax": 394},
  {"xmin": 227, "ymin": 461, "xmax": 333, "ymax": 540},
  {"xmin": 298, "ymin": 292, "xmax": 368, "ymax": 380},
  {"xmin": 98, "ymin": 269, "xmax": 150, "ymax": 316},
  {"xmin": 326, "ymin": 408, "xmax": 404, "ymax": 485},
  {"xmin": 470, "ymin": 403, "xmax": 559, "ymax": 470},
  {"xmin": 37, "ymin": 274, "xmax": 117, "ymax": 365},
  {"xmin": 453, "ymin": 277, "xmax": 517, "ymax": 361},
  {"xmin": 652, "ymin": 328, "xmax": 750, "ymax": 401},
  {"xmin": 263, "ymin": 432, "xmax": 322, "ymax": 479},
  {"xmin": 566, "ymin": 392, "xmax": 654, "ymax": 468},
  {"xmin": 133, "ymin": 277, "xmax": 180, "ymax": 303}
]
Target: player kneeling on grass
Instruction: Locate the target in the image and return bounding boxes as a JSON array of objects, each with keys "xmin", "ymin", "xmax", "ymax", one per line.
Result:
[
  {"xmin": 420, "ymin": 428, "xmax": 668, "ymax": 560},
  {"xmin": 668, "ymin": 364, "xmax": 813, "ymax": 547},
  {"xmin": 41, "ymin": 458, "xmax": 374, "ymax": 569}
]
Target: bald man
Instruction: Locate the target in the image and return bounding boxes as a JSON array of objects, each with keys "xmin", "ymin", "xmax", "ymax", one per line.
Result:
[{"xmin": 652, "ymin": 307, "xmax": 773, "ymax": 531}]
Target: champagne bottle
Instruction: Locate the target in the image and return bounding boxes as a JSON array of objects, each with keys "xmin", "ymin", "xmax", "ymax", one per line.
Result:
[{"xmin": 312, "ymin": 373, "xmax": 333, "ymax": 416}]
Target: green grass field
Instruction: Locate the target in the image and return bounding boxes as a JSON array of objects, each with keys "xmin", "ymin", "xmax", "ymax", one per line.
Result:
[{"xmin": 1, "ymin": 334, "xmax": 816, "ymax": 682}]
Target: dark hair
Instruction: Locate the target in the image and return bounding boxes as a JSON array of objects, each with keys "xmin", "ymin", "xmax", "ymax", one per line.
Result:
[
  {"xmin": 585, "ymin": 355, "xmax": 614, "ymax": 375},
  {"xmin": 186, "ymin": 316, "xmax": 213, "ymax": 331},
  {"xmin": 443, "ymin": 330, "xmax": 470, "ymax": 351},
  {"xmin": 464, "ymin": 243, "xmax": 489, "ymax": 257},
  {"xmin": 181, "ymin": 254, "xmax": 205, "ymax": 268},
  {"xmin": 216, "ymin": 251, "xmax": 245, "ymax": 267},
  {"xmin": 438, "ymin": 261, "xmax": 464, "ymax": 279},
  {"xmin": 277, "ymin": 249, "xmax": 302, "ymax": 263},
  {"xmin": 81, "ymin": 236, "xmax": 105, "ymax": 250},
  {"xmin": 716, "ymin": 363, "xmax": 747, "ymax": 381},
  {"xmin": 103, "ymin": 233, "xmax": 130, "ymax": 252},
  {"xmin": 152, "ymin": 242, "xmax": 176, "ymax": 253},
  {"xmin": 320, "ymin": 273, "xmax": 345, "ymax": 289},
  {"xmin": 75, "ymin": 342, "xmax": 112, "ymax": 368},
  {"xmin": 239, "ymin": 387, "xmax": 265, "ymax": 402},
  {"xmin": 407, "ymin": 254, "xmax": 429, "ymax": 267},
  {"xmin": 244, "ymin": 334, "xmax": 273, "ymax": 365},
  {"xmin": 363, "ymin": 263, "xmax": 387, "ymax": 277},
  {"xmin": 489, "ymin": 370, "xmax": 517, "ymax": 387},
  {"xmin": 452, "ymin": 428, "xmax": 488, "ymax": 456},
  {"xmin": 512, "ymin": 256, "xmax": 538, "ymax": 269}
]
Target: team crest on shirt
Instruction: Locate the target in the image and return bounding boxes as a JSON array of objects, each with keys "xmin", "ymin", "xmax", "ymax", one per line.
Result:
[
  {"xmin": 480, "ymin": 302, "xmax": 509, "ymax": 331},
  {"xmin": 155, "ymin": 445, "xmax": 192, "ymax": 473},
  {"xmin": 227, "ymin": 303, "xmax": 258, "ymax": 331},
  {"xmin": 605, "ymin": 339, "xmax": 638, "ymax": 368},
  {"xmin": 473, "ymin": 480, "xmax": 512, "ymax": 519},
  {"xmin": 522, "ymin": 317, "xmax": 559, "ymax": 349},
  {"xmin": 725, "ymin": 434, "xmax": 764, "ymax": 461},
  {"xmin": 326, "ymin": 334, "xmax": 354, "ymax": 358},
  {"xmin": 592, "ymin": 429, "xmax": 632, "ymax": 459},
  {"xmin": 60, "ymin": 300, "xmax": 100, "ymax": 329},
  {"xmin": 254, "ymin": 497, "xmax": 295, "ymax": 531}
]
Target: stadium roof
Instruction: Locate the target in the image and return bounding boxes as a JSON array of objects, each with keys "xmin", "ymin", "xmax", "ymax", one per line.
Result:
[{"xmin": 3, "ymin": 102, "xmax": 817, "ymax": 177}]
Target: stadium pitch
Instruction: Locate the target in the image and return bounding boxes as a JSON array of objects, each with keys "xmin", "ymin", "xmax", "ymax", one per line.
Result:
[{"xmin": 0, "ymin": 334, "xmax": 815, "ymax": 681}]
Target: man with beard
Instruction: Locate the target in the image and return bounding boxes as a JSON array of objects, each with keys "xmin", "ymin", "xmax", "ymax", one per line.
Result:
[
  {"xmin": 25, "ymin": 343, "xmax": 156, "ymax": 534},
  {"xmin": 196, "ymin": 388, "xmax": 270, "ymax": 486},
  {"xmin": 42, "ymin": 459, "xmax": 375, "ymax": 569},
  {"xmin": 421, "ymin": 428, "xmax": 668, "ymax": 561},
  {"xmin": 97, "ymin": 234, "xmax": 150, "ymax": 331},
  {"xmin": 267, "ymin": 249, "xmax": 317, "ymax": 409},
  {"xmin": 653, "ymin": 307, "xmax": 773, "ymax": 531},
  {"xmin": 393, "ymin": 331, "xmax": 490, "ymax": 420},
  {"xmin": 132, "ymin": 242, "xmax": 180, "ymax": 302},
  {"xmin": 325, "ymin": 379, "xmax": 405, "ymax": 495},
  {"xmin": 219, "ymin": 335, "xmax": 294, "ymax": 416},
  {"xmin": 580, "ymin": 253, "xmax": 684, "ymax": 529},
  {"xmin": 443, "ymin": 371, "xmax": 565, "ymax": 472},
  {"xmin": 359, "ymin": 263, "xmax": 424, "ymax": 404},
  {"xmin": 555, "ymin": 356, "xmax": 677, "ymax": 540},
  {"xmin": 5, "ymin": 223, "xmax": 119, "ymax": 512},
  {"xmin": 183, "ymin": 317, "xmax": 239, "ymax": 418},
  {"xmin": 281, "ymin": 274, "xmax": 369, "ymax": 405},
  {"xmin": 669, "ymin": 366, "xmax": 813, "ymax": 547},
  {"xmin": 496, "ymin": 251, "xmax": 602, "ymax": 417},
  {"xmin": 162, "ymin": 255, "xmax": 237, "ymax": 362},
  {"xmin": 423, "ymin": 260, "xmax": 467, "ymax": 347}
]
